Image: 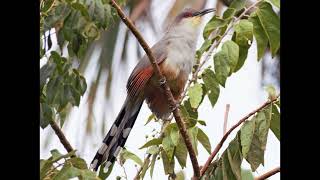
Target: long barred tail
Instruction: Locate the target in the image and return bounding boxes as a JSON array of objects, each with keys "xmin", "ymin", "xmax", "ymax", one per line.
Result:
[{"xmin": 90, "ymin": 96, "xmax": 144, "ymax": 172}]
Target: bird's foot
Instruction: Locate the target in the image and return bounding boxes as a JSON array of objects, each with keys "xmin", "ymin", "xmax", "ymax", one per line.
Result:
[
  {"xmin": 169, "ymin": 101, "xmax": 180, "ymax": 112},
  {"xmin": 159, "ymin": 77, "xmax": 167, "ymax": 85}
]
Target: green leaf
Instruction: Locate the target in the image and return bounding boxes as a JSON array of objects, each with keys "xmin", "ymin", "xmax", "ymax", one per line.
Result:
[
  {"xmin": 53, "ymin": 164, "xmax": 81, "ymax": 180},
  {"xmin": 140, "ymin": 158, "xmax": 150, "ymax": 179},
  {"xmin": 198, "ymin": 120, "xmax": 207, "ymax": 126},
  {"xmin": 176, "ymin": 171, "xmax": 185, "ymax": 180},
  {"xmin": 139, "ymin": 138, "xmax": 162, "ymax": 149},
  {"xmin": 214, "ymin": 50, "xmax": 230, "ymax": 87},
  {"xmin": 145, "ymin": 114, "xmax": 155, "ymax": 125},
  {"xmin": 256, "ymin": 2, "xmax": 280, "ymax": 57},
  {"xmin": 146, "ymin": 146, "xmax": 159, "ymax": 155},
  {"xmin": 241, "ymin": 169, "xmax": 254, "ymax": 180},
  {"xmin": 40, "ymin": 103, "xmax": 54, "ymax": 129},
  {"xmin": 79, "ymin": 169, "xmax": 100, "ymax": 180},
  {"xmin": 221, "ymin": 151, "xmax": 237, "ymax": 180},
  {"xmin": 226, "ymin": 136, "xmax": 242, "ymax": 180},
  {"xmin": 43, "ymin": 4, "xmax": 72, "ymax": 31},
  {"xmin": 50, "ymin": 149, "xmax": 76, "ymax": 162},
  {"xmin": 174, "ymin": 136, "xmax": 188, "ymax": 168},
  {"xmin": 50, "ymin": 149, "xmax": 63, "ymax": 161},
  {"xmin": 121, "ymin": 149, "xmax": 143, "ymax": 166},
  {"xmin": 223, "ymin": 8, "xmax": 236, "ymax": 19},
  {"xmin": 161, "ymin": 149, "xmax": 175, "ymax": 175},
  {"xmin": 86, "ymin": 0, "xmax": 112, "ymax": 29},
  {"xmin": 233, "ymin": 20, "xmax": 253, "ymax": 72},
  {"xmin": 271, "ymin": 104, "xmax": 280, "ymax": 140},
  {"xmin": 197, "ymin": 128, "xmax": 211, "ymax": 154},
  {"xmin": 249, "ymin": 14, "xmax": 269, "ymax": 61},
  {"xmin": 196, "ymin": 39, "xmax": 213, "ymax": 59},
  {"xmin": 180, "ymin": 101, "xmax": 198, "ymax": 128},
  {"xmin": 202, "ymin": 68, "xmax": 220, "ymax": 107},
  {"xmin": 229, "ymin": 0, "xmax": 247, "ymax": 11},
  {"xmin": 71, "ymin": 2, "xmax": 90, "ymax": 20},
  {"xmin": 98, "ymin": 161, "xmax": 114, "ymax": 180},
  {"xmin": 265, "ymin": 85, "xmax": 277, "ymax": 100},
  {"xmin": 162, "ymin": 135, "xmax": 175, "ymax": 162},
  {"xmin": 40, "ymin": 62, "xmax": 56, "ymax": 91},
  {"xmin": 40, "ymin": 159, "xmax": 54, "ymax": 179},
  {"xmin": 245, "ymin": 108, "xmax": 272, "ymax": 171},
  {"xmin": 188, "ymin": 126, "xmax": 199, "ymax": 155},
  {"xmin": 188, "ymin": 83, "xmax": 203, "ymax": 108},
  {"xmin": 170, "ymin": 124, "xmax": 180, "ymax": 146},
  {"xmin": 41, "ymin": 0, "xmax": 54, "ymax": 13},
  {"xmin": 240, "ymin": 120, "xmax": 255, "ymax": 158},
  {"xmin": 69, "ymin": 157, "xmax": 88, "ymax": 169},
  {"xmin": 222, "ymin": 40, "xmax": 239, "ymax": 73},
  {"xmin": 267, "ymin": 0, "xmax": 280, "ymax": 8},
  {"xmin": 203, "ymin": 16, "xmax": 228, "ymax": 39},
  {"xmin": 149, "ymin": 154, "xmax": 157, "ymax": 178}
]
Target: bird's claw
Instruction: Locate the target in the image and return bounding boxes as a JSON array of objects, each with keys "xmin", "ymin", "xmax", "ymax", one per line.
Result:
[
  {"xmin": 159, "ymin": 77, "xmax": 166, "ymax": 85},
  {"xmin": 169, "ymin": 101, "xmax": 179, "ymax": 112}
]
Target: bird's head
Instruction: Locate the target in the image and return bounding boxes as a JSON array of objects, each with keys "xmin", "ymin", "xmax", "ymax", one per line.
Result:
[
  {"xmin": 166, "ymin": 8, "xmax": 215, "ymax": 38},
  {"xmin": 173, "ymin": 8, "xmax": 215, "ymax": 28}
]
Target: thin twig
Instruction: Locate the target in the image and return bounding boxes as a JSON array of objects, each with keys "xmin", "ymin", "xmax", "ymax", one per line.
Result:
[
  {"xmin": 49, "ymin": 120, "xmax": 75, "ymax": 155},
  {"xmin": 109, "ymin": 0, "xmax": 201, "ymax": 178},
  {"xmin": 223, "ymin": 104, "xmax": 230, "ymax": 135},
  {"xmin": 200, "ymin": 95, "xmax": 279, "ymax": 176},
  {"xmin": 254, "ymin": 167, "xmax": 280, "ymax": 180}
]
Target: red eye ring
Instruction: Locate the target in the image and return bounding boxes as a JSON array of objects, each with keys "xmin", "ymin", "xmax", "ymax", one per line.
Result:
[{"xmin": 182, "ymin": 12, "xmax": 193, "ymax": 18}]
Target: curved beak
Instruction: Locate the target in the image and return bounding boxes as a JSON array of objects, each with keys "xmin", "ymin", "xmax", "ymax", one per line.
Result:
[{"xmin": 193, "ymin": 8, "xmax": 215, "ymax": 17}]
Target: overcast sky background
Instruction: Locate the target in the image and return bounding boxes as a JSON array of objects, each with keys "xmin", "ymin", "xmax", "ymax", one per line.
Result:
[{"xmin": 40, "ymin": 0, "xmax": 280, "ymax": 179}]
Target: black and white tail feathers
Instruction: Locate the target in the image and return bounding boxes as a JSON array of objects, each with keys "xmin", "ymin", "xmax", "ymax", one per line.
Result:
[{"xmin": 90, "ymin": 96, "xmax": 144, "ymax": 172}]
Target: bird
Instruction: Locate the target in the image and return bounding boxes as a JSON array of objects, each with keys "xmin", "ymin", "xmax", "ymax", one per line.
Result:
[{"xmin": 90, "ymin": 7, "xmax": 215, "ymax": 172}]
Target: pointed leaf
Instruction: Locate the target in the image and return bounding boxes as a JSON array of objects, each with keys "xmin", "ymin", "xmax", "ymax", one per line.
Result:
[
  {"xmin": 121, "ymin": 149, "xmax": 143, "ymax": 166},
  {"xmin": 52, "ymin": 164, "xmax": 81, "ymax": 180},
  {"xmin": 229, "ymin": 0, "xmax": 247, "ymax": 11},
  {"xmin": 202, "ymin": 68, "xmax": 220, "ymax": 107},
  {"xmin": 249, "ymin": 14, "xmax": 269, "ymax": 60},
  {"xmin": 161, "ymin": 150, "xmax": 174, "ymax": 175},
  {"xmin": 256, "ymin": 2, "xmax": 280, "ymax": 57},
  {"xmin": 162, "ymin": 135, "xmax": 175, "ymax": 162},
  {"xmin": 149, "ymin": 154, "xmax": 157, "ymax": 178},
  {"xmin": 174, "ymin": 135, "xmax": 188, "ymax": 168},
  {"xmin": 222, "ymin": 40, "xmax": 239, "ymax": 73},
  {"xmin": 240, "ymin": 120, "xmax": 255, "ymax": 158},
  {"xmin": 188, "ymin": 83, "xmax": 203, "ymax": 108},
  {"xmin": 271, "ymin": 105, "xmax": 280, "ymax": 140},
  {"xmin": 233, "ymin": 20, "xmax": 253, "ymax": 72},
  {"xmin": 197, "ymin": 128, "xmax": 212, "ymax": 154},
  {"xmin": 188, "ymin": 127, "xmax": 199, "ymax": 155},
  {"xmin": 214, "ymin": 50, "xmax": 230, "ymax": 87},
  {"xmin": 203, "ymin": 16, "xmax": 228, "ymax": 39},
  {"xmin": 139, "ymin": 138, "xmax": 162, "ymax": 149}
]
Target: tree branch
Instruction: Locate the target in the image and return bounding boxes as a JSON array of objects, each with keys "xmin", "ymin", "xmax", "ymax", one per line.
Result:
[
  {"xmin": 200, "ymin": 96, "xmax": 279, "ymax": 176},
  {"xmin": 109, "ymin": 0, "xmax": 200, "ymax": 178},
  {"xmin": 49, "ymin": 120, "xmax": 75, "ymax": 154},
  {"xmin": 254, "ymin": 167, "xmax": 280, "ymax": 180}
]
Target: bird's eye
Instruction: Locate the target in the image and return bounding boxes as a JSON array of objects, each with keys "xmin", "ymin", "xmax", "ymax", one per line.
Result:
[{"xmin": 182, "ymin": 12, "xmax": 193, "ymax": 18}]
